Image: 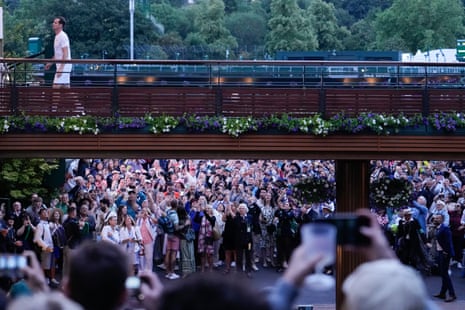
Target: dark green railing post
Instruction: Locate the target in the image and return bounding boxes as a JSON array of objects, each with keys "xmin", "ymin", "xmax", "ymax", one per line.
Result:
[
  {"xmin": 10, "ymin": 64, "xmax": 18, "ymax": 115},
  {"xmin": 422, "ymin": 66, "xmax": 429, "ymax": 117},
  {"xmin": 319, "ymin": 66, "xmax": 326, "ymax": 117},
  {"xmin": 111, "ymin": 64, "xmax": 119, "ymax": 116}
]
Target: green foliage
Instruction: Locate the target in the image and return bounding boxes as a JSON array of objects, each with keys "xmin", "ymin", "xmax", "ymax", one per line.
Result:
[
  {"xmin": 344, "ymin": 14, "xmax": 378, "ymax": 50},
  {"xmin": 266, "ymin": 0, "xmax": 317, "ymax": 54},
  {"xmin": 5, "ymin": 0, "xmax": 160, "ymax": 58},
  {"xmin": 307, "ymin": 0, "xmax": 349, "ymax": 51},
  {"xmin": 374, "ymin": 0, "xmax": 465, "ymax": 53},
  {"xmin": 190, "ymin": 0, "xmax": 238, "ymax": 59},
  {"xmin": 4, "ymin": 0, "xmax": 465, "ymax": 59},
  {"xmin": 225, "ymin": 12, "xmax": 267, "ymax": 49},
  {"xmin": 0, "ymin": 158, "xmax": 59, "ymax": 200}
]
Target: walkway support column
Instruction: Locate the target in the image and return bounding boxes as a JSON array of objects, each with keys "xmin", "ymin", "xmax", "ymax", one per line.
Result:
[{"xmin": 335, "ymin": 159, "xmax": 370, "ymax": 309}]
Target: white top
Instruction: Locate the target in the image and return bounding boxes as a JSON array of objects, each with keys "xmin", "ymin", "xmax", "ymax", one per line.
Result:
[
  {"xmin": 34, "ymin": 220, "xmax": 54, "ymax": 250},
  {"xmin": 101, "ymin": 225, "xmax": 120, "ymax": 244},
  {"xmin": 54, "ymin": 30, "xmax": 72, "ymax": 83}
]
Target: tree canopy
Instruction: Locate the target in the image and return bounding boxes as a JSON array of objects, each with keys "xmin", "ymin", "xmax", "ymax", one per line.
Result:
[{"xmin": 2, "ymin": 0, "xmax": 465, "ymax": 59}]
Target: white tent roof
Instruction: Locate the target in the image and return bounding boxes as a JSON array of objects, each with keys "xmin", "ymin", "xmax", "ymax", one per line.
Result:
[{"xmin": 402, "ymin": 49, "xmax": 458, "ymax": 63}]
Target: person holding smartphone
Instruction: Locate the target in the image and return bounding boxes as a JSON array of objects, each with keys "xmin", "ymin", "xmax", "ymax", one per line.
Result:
[{"xmin": 267, "ymin": 209, "xmax": 439, "ymax": 310}]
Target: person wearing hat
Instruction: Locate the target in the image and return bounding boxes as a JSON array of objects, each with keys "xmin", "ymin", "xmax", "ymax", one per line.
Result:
[
  {"xmin": 321, "ymin": 202, "xmax": 334, "ymax": 219},
  {"xmin": 429, "ymin": 199, "xmax": 450, "ymax": 227}
]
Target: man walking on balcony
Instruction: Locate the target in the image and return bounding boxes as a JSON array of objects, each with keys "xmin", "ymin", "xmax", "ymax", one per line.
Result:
[{"xmin": 45, "ymin": 16, "xmax": 72, "ymax": 89}]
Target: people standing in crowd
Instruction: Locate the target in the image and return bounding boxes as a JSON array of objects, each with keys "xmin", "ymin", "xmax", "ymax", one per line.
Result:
[
  {"xmin": 5, "ymin": 214, "xmax": 22, "ymax": 253},
  {"xmin": 94, "ymin": 198, "xmax": 112, "ymax": 238},
  {"xmin": 16, "ymin": 213, "xmax": 36, "ymax": 253},
  {"xmin": 274, "ymin": 197, "xmax": 297, "ymax": 273},
  {"xmin": 5, "ymin": 158, "xmax": 465, "ymax": 302},
  {"xmin": 62, "ymin": 206, "xmax": 80, "ymax": 277},
  {"xmin": 77, "ymin": 202, "xmax": 95, "ymax": 241},
  {"xmin": 433, "ymin": 213, "xmax": 457, "ymax": 303},
  {"xmin": 163, "ymin": 199, "xmax": 181, "ymax": 279},
  {"xmin": 411, "ymin": 195, "xmax": 429, "ymax": 240},
  {"xmin": 26, "ymin": 196, "xmax": 44, "ymax": 226},
  {"xmin": 234, "ymin": 203, "xmax": 253, "ymax": 277},
  {"xmin": 8, "ymin": 201, "xmax": 24, "ymax": 231},
  {"xmin": 448, "ymin": 201, "xmax": 464, "ymax": 267},
  {"xmin": 221, "ymin": 203, "xmax": 237, "ymax": 274},
  {"xmin": 137, "ymin": 207, "xmax": 157, "ymax": 273},
  {"xmin": 247, "ymin": 197, "xmax": 262, "ymax": 271},
  {"xmin": 33, "ymin": 208, "xmax": 56, "ymax": 285},
  {"xmin": 187, "ymin": 197, "xmax": 204, "ymax": 269},
  {"xmin": 100, "ymin": 214, "xmax": 119, "ymax": 245},
  {"xmin": 198, "ymin": 205, "xmax": 216, "ymax": 273},
  {"xmin": 396, "ymin": 208, "xmax": 431, "ymax": 274},
  {"xmin": 429, "ymin": 198, "xmax": 450, "ymax": 226},
  {"xmin": 119, "ymin": 214, "xmax": 142, "ymax": 275},
  {"xmin": 48, "ymin": 208, "xmax": 66, "ymax": 285},
  {"xmin": 177, "ymin": 205, "xmax": 196, "ymax": 278},
  {"xmin": 259, "ymin": 192, "xmax": 276, "ymax": 268}
]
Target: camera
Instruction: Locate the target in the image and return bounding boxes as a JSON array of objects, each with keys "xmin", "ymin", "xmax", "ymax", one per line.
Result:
[{"xmin": 316, "ymin": 214, "xmax": 371, "ymax": 246}]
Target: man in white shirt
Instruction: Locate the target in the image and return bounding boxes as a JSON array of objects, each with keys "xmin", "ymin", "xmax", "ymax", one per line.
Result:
[
  {"xmin": 45, "ymin": 16, "xmax": 72, "ymax": 88},
  {"xmin": 34, "ymin": 208, "xmax": 56, "ymax": 285}
]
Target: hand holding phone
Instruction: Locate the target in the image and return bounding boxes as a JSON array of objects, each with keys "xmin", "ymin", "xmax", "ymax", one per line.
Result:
[{"xmin": 316, "ymin": 213, "xmax": 371, "ymax": 246}]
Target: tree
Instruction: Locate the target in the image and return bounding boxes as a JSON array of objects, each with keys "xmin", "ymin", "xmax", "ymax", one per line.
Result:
[
  {"xmin": 0, "ymin": 159, "xmax": 59, "ymax": 202},
  {"xmin": 266, "ymin": 0, "xmax": 317, "ymax": 55},
  {"xmin": 374, "ymin": 0, "xmax": 465, "ymax": 53},
  {"xmin": 225, "ymin": 11, "xmax": 267, "ymax": 51},
  {"xmin": 307, "ymin": 0, "xmax": 349, "ymax": 51},
  {"xmin": 344, "ymin": 12, "xmax": 378, "ymax": 50},
  {"xmin": 187, "ymin": 0, "xmax": 238, "ymax": 59},
  {"xmin": 4, "ymin": 0, "xmax": 160, "ymax": 58},
  {"xmin": 328, "ymin": 0, "xmax": 393, "ymax": 21}
]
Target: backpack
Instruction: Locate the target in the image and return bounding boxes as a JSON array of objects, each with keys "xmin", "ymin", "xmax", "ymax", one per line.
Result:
[{"xmin": 158, "ymin": 215, "xmax": 175, "ymax": 234}]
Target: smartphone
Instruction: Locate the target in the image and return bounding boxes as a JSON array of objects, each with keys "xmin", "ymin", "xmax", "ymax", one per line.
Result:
[
  {"xmin": 317, "ymin": 214, "xmax": 371, "ymax": 246},
  {"xmin": 125, "ymin": 276, "xmax": 141, "ymax": 290},
  {"xmin": 0, "ymin": 254, "xmax": 28, "ymax": 279},
  {"xmin": 125, "ymin": 276, "xmax": 142, "ymax": 301}
]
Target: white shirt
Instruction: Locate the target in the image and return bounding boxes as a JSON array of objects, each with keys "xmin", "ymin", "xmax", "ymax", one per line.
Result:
[
  {"xmin": 54, "ymin": 30, "xmax": 72, "ymax": 83},
  {"xmin": 101, "ymin": 225, "xmax": 120, "ymax": 244},
  {"xmin": 34, "ymin": 220, "xmax": 53, "ymax": 250}
]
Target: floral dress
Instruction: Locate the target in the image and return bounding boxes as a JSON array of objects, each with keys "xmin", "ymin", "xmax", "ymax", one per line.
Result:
[{"xmin": 198, "ymin": 215, "xmax": 215, "ymax": 255}]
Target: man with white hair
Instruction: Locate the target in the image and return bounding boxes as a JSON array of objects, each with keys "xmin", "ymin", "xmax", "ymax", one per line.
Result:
[
  {"xmin": 429, "ymin": 199, "xmax": 450, "ymax": 226},
  {"xmin": 234, "ymin": 202, "xmax": 253, "ymax": 277}
]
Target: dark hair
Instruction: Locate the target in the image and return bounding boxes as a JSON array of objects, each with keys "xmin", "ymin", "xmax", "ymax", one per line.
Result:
[
  {"xmin": 57, "ymin": 16, "xmax": 66, "ymax": 27},
  {"xmin": 67, "ymin": 241, "xmax": 129, "ymax": 310},
  {"xmin": 158, "ymin": 273, "xmax": 270, "ymax": 310}
]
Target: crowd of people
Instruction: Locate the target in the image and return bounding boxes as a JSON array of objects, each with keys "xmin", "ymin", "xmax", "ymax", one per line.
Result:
[{"xmin": 0, "ymin": 158, "xmax": 463, "ymax": 308}]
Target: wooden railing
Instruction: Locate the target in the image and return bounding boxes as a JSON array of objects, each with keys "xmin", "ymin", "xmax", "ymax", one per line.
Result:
[
  {"xmin": 2, "ymin": 86, "xmax": 465, "ymax": 118},
  {"xmin": 1, "ymin": 58, "xmax": 465, "ymax": 118}
]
